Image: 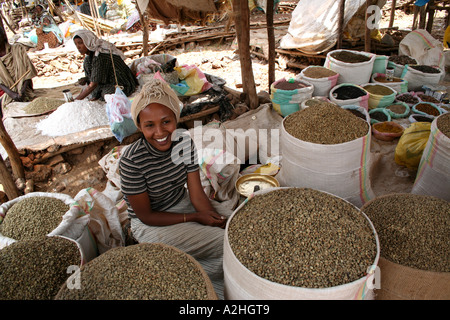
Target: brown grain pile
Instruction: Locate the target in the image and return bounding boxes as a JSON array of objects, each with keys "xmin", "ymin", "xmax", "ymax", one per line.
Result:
[
  {"xmin": 284, "ymin": 103, "xmax": 369, "ymax": 144},
  {"xmin": 0, "ymin": 236, "xmax": 81, "ymax": 300},
  {"xmin": 228, "ymin": 188, "xmax": 378, "ymax": 288},
  {"xmin": 362, "ymin": 194, "xmax": 449, "ymax": 273},
  {"xmin": 437, "ymin": 112, "xmax": 450, "ymax": 138},
  {"xmin": 55, "ymin": 243, "xmax": 213, "ymax": 300}
]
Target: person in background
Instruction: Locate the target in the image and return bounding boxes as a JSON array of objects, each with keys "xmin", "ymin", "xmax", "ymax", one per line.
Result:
[
  {"xmin": 119, "ymin": 79, "xmax": 232, "ymax": 299},
  {"xmin": 0, "ymin": 26, "xmax": 37, "ymax": 109},
  {"xmin": 79, "ymin": 0, "xmax": 91, "ymax": 16},
  {"xmin": 35, "ymin": 13, "xmax": 64, "ymax": 50},
  {"xmin": 72, "ymin": 29, "xmax": 137, "ymax": 101}
]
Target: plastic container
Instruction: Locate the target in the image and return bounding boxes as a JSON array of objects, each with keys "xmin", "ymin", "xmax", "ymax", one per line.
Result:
[
  {"xmin": 371, "ymin": 121, "xmax": 405, "ymax": 141},
  {"xmin": 329, "ymin": 83, "xmax": 370, "ymax": 110},
  {"xmin": 372, "ymin": 55, "xmax": 388, "ymax": 75},
  {"xmin": 297, "ymin": 66, "xmax": 339, "ymax": 97},
  {"xmin": 385, "ymin": 102, "xmax": 410, "ymax": 119},
  {"xmin": 371, "ymin": 73, "xmax": 408, "ymax": 94},
  {"xmin": 342, "ymin": 105, "xmax": 370, "ymax": 123},
  {"xmin": 409, "ymin": 113, "xmax": 435, "ymax": 123},
  {"xmin": 412, "ymin": 102, "xmax": 443, "ymax": 118},
  {"xmin": 369, "ymin": 108, "xmax": 391, "ymax": 125},
  {"xmin": 270, "ymin": 78, "xmax": 314, "ymax": 117},
  {"xmin": 395, "ymin": 92, "xmax": 421, "ymax": 107},
  {"xmin": 362, "ymin": 83, "xmax": 397, "ymax": 109}
]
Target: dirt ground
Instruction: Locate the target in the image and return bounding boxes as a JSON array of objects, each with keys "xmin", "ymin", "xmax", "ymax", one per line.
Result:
[{"xmin": 2, "ymin": 0, "xmax": 449, "ymax": 202}]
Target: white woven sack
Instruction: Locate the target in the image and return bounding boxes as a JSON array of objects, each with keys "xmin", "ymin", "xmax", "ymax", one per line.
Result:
[
  {"xmin": 411, "ymin": 115, "xmax": 450, "ymax": 201},
  {"xmin": 401, "ymin": 65, "xmax": 444, "ymax": 92},
  {"xmin": 276, "ymin": 118, "xmax": 375, "ymax": 208},
  {"xmin": 223, "ymin": 187, "xmax": 380, "ymax": 300},
  {"xmin": 0, "ymin": 192, "xmax": 95, "ymax": 262},
  {"xmin": 296, "ymin": 66, "xmax": 339, "ymax": 97},
  {"xmin": 324, "ymin": 49, "xmax": 376, "ymax": 85}
]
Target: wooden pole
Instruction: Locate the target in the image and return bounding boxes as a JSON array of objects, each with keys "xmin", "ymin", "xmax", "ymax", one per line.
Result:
[
  {"xmin": 135, "ymin": 0, "xmax": 149, "ymax": 56},
  {"xmin": 389, "ymin": 0, "xmax": 397, "ymax": 28},
  {"xmin": 0, "ymin": 118, "xmax": 25, "ymax": 181},
  {"xmin": 419, "ymin": 4, "xmax": 427, "ymax": 29},
  {"xmin": 0, "ymin": 153, "xmax": 21, "ymax": 201},
  {"xmin": 232, "ymin": 0, "xmax": 258, "ymax": 109},
  {"xmin": 426, "ymin": 0, "xmax": 435, "ymax": 33},
  {"xmin": 337, "ymin": 0, "xmax": 345, "ymax": 49},
  {"xmin": 365, "ymin": 0, "xmax": 371, "ymax": 52},
  {"xmin": 266, "ymin": 0, "xmax": 275, "ymax": 92}
]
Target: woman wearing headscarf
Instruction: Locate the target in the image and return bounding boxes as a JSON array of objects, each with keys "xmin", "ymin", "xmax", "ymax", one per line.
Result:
[
  {"xmin": 35, "ymin": 13, "xmax": 64, "ymax": 50},
  {"xmin": 0, "ymin": 26, "xmax": 37, "ymax": 109},
  {"xmin": 119, "ymin": 79, "xmax": 232, "ymax": 299},
  {"xmin": 72, "ymin": 29, "xmax": 138, "ymax": 101}
]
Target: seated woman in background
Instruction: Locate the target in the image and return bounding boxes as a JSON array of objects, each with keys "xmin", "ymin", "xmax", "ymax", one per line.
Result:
[
  {"xmin": 0, "ymin": 26, "xmax": 37, "ymax": 109},
  {"xmin": 72, "ymin": 29, "xmax": 138, "ymax": 101},
  {"xmin": 35, "ymin": 14, "xmax": 64, "ymax": 50}
]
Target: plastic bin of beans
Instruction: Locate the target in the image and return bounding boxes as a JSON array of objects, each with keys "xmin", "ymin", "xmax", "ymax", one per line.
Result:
[
  {"xmin": 362, "ymin": 83, "xmax": 397, "ymax": 109},
  {"xmin": 369, "ymin": 108, "xmax": 391, "ymax": 124},
  {"xmin": 372, "ymin": 121, "xmax": 405, "ymax": 141},
  {"xmin": 412, "ymin": 102, "xmax": 443, "ymax": 118},
  {"xmin": 385, "ymin": 102, "xmax": 410, "ymax": 119},
  {"xmin": 416, "ymin": 93, "xmax": 442, "ymax": 105},
  {"xmin": 409, "ymin": 113, "xmax": 435, "ymax": 123},
  {"xmin": 395, "ymin": 92, "xmax": 421, "ymax": 106}
]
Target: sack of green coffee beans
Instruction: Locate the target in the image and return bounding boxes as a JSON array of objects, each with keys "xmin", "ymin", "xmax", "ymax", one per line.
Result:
[
  {"xmin": 412, "ymin": 113, "xmax": 450, "ymax": 202},
  {"xmin": 55, "ymin": 243, "xmax": 218, "ymax": 300},
  {"xmin": 0, "ymin": 192, "xmax": 97, "ymax": 263},
  {"xmin": 277, "ymin": 103, "xmax": 375, "ymax": 208},
  {"xmin": 361, "ymin": 193, "xmax": 450, "ymax": 300},
  {"xmin": 224, "ymin": 187, "xmax": 380, "ymax": 300},
  {"xmin": 0, "ymin": 235, "xmax": 84, "ymax": 300}
]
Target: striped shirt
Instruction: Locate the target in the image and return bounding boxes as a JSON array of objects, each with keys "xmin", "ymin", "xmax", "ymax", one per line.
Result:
[{"xmin": 119, "ymin": 130, "xmax": 199, "ymax": 218}]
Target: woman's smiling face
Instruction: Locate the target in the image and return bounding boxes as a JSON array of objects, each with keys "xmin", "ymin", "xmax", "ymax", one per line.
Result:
[{"xmin": 138, "ymin": 103, "xmax": 177, "ymax": 152}]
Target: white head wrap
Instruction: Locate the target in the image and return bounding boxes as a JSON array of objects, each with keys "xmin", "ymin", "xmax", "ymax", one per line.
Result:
[
  {"xmin": 131, "ymin": 79, "xmax": 183, "ymax": 127},
  {"xmin": 72, "ymin": 29, "xmax": 125, "ymax": 60}
]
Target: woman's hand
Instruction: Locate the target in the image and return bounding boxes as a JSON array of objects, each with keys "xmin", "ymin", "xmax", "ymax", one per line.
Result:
[{"xmin": 192, "ymin": 210, "xmax": 227, "ymax": 229}]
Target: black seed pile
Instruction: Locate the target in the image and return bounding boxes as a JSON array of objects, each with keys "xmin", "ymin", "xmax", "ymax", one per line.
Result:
[
  {"xmin": 362, "ymin": 194, "xmax": 450, "ymax": 273},
  {"xmin": 410, "ymin": 65, "xmax": 441, "ymax": 74},
  {"xmin": 284, "ymin": 103, "xmax": 369, "ymax": 144},
  {"xmin": 0, "ymin": 196, "xmax": 69, "ymax": 241},
  {"xmin": 332, "ymin": 85, "xmax": 367, "ymax": 100},
  {"xmin": 388, "ymin": 55, "xmax": 417, "ymax": 65},
  {"xmin": 55, "ymin": 243, "xmax": 212, "ymax": 300},
  {"xmin": 331, "ymin": 51, "xmax": 371, "ymax": 63},
  {"xmin": 0, "ymin": 236, "xmax": 81, "ymax": 300},
  {"xmin": 228, "ymin": 188, "xmax": 378, "ymax": 289}
]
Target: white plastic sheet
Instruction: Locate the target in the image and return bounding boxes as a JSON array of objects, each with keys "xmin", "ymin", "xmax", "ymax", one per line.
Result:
[{"xmin": 280, "ymin": 0, "xmax": 366, "ymax": 54}]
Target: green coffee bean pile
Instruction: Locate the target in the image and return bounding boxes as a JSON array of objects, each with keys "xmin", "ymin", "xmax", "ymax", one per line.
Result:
[
  {"xmin": 228, "ymin": 188, "xmax": 378, "ymax": 288},
  {"xmin": 437, "ymin": 112, "xmax": 450, "ymax": 139},
  {"xmin": 0, "ymin": 196, "xmax": 69, "ymax": 241},
  {"xmin": 55, "ymin": 243, "xmax": 212, "ymax": 300},
  {"xmin": 362, "ymin": 193, "xmax": 450, "ymax": 273},
  {"xmin": 284, "ymin": 103, "xmax": 369, "ymax": 144},
  {"xmin": 0, "ymin": 236, "xmax": 81, "ymax": 300},
  {"xmin": 24, "ymin": 97, "xmax": 65, "ymax": 114}
]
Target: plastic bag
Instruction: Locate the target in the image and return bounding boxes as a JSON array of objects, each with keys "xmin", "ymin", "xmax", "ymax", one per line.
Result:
[
  {"xmin": 170, "ymin": 65, "xmax": 212, "ymax": 96},
  {"xmin": 395, "ymin": 122, "xmax": 431, "ymax": 170},
  {"xmin": 105, "ymin": 87, "xmax": 138, "ymax": 143}
]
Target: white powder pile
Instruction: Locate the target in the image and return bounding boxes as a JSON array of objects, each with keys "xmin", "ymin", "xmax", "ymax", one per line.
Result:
[{"xmin": 36, "ymin": 100, "xmax": 109, "ymax": 137}]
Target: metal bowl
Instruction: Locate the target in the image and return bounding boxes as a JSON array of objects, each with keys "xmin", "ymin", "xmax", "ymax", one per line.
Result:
[{"xmin": 235, "ymin": 173, "xmax": 280, "ymax": 198}]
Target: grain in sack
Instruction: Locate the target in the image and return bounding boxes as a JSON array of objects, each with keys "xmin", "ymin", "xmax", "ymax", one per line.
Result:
[
  {"xmin": 324, "ymin": 49, "xmax": 376, "ymax": 85},
  {"xmin": 296, "ymin": 66, "xmax": 339, "ymax": 97},
  {"xmin": 276, "ymin": 103, "xmax": 375, "ymax": 208},
  {"xmin": 412, "ymin": 113, "xmax": 450, "ymax": 201}
]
